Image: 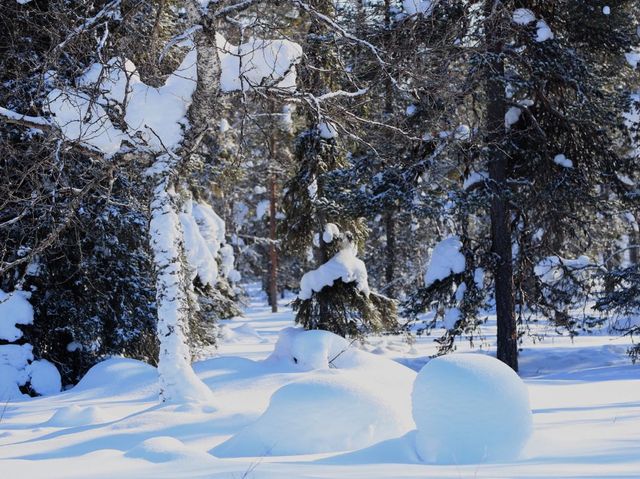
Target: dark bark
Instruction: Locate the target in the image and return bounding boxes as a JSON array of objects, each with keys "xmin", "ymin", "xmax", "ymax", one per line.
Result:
[
  {"xmin": 484, "ymin": 0, "xmax": 518, "ymax": 371},
  {"xmin": 384, "ymin": 211, "xmax": 396, "ymax": 297},
  {"xmin": 269, "ymin": 172, "xmax": 279, "ymax": 313}
]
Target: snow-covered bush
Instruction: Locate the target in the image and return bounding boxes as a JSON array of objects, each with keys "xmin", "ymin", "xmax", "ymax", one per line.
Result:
[
  {"xmin": 0, "ymin": 289, "xmax": 33, "ymax": 341},
  {"xmin": 0, "ymin": 290, "xmax": 61, "ymax": 399},
  {"xmin": 412, "ymin": 354, "xmax": 533, "ymax": 464}
]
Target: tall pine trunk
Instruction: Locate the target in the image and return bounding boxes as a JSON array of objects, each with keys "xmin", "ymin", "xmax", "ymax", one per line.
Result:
[
  {"xmin": 484, "ymin": 0, "xmax": 518, "ymax": 371},
  {"xmin": 268, "ymin": 171, "xmax": 279, "ymax": 313},
  {"xmin": 384, "ymin": 211, "xmax": 396, "ymax": 297}
]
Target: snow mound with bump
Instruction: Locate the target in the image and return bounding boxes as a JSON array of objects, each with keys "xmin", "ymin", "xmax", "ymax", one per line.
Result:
[
  {"xmin": 46, "ymin": 405, "xmax": 106, "ymax": 427},
  {"xmin": 213, "ymin": 328, "xmax": 416, "ymax": 457},
  {"xmin": 75, "ymin": 357, "xmax": 158, "ymax": 396},
  {"xmin": 412, "ymin": 353, "xmax": 533, "ymax": 464},
  {"xmin": 126, "ymin": 437, "xmax": 215, "ymax": 464}
]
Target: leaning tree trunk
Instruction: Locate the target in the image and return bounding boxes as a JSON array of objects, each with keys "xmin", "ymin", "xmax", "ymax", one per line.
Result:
[
  {"xmin": 149, "ymin": 154, "xmax": 213, "ymax": 403},
  {"xmin": 484, "ymin": 0, "xmax": 518, "ymax": 371},
  {"xmin": 148, "ymin": 1, "xmax": 223, "ymax": 402}
]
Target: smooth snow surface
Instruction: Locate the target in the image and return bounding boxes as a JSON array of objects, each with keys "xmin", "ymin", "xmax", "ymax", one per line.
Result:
[
  {"xmin": 412, "ymin": 354, "xmax": 533, "ymax": 464},
  {"xmin": 423, "ymin": 236, "xmax": 465, "ymax": 286},
  {"xmin": 46, "ymin": 405, "xmax": 107, "ymax": 427},
  {"xmin": 298, "ymin": 245, "xmax": 370, "ymax": 299},
  {"xmin": 125, "ymin": 437, "xmax": 214, "ymax": 464},
  {"xmin": 1, "ymin": 283, "xmax": 640, "ymax": 478}
]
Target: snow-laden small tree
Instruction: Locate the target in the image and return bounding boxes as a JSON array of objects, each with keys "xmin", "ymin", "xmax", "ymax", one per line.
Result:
[{"xmin": 292, "ymin": 226, "xmax": 397, "ymax": 337}]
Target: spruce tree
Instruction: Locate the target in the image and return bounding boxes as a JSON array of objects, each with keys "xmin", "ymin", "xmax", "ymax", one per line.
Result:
[{"xmin": 282, "ymin": 0, "xmax": 397, "ymax": 337}]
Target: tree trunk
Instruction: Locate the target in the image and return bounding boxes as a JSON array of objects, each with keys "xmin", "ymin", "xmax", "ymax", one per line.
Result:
[
  {"xmin": 149, "ymin": 155, "xmax": 213, "ymax": 403},
  {"xmin": 269, "ymin": 171, "xmax": 279, "ymax": 313},
  {"xmin": 384, "ymin": 211, "xmax": 396, "ymax": 297},
  {"xmin": 148, "ymin": 5, "xmax": 222, "ymax": 402},
  {"xmin": 484, "ymin": 0, "xmax": 518, "ymax": 371},
  {"xmin": 630, "ymin": 214, "xmax": 639, "ymax": 265}
]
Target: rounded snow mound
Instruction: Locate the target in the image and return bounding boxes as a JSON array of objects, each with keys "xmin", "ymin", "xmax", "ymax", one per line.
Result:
[
  {"xmin": 412, "ymin": 353, "xmax": 533, "ymax": 464},
  {"xmin": 75, "ymin": 357, "xmax": 158, "ymax": 396},
  {"xmin": 27, "ymin": 359, "xmax": 61, "ymax": 396},
  {"xmin": 214, "ymin": 328, "xmax": 416, "ymax": 457},
  {"xmin": 46, "ymin": 405, "xmax": 106, "ymax": 427},
  {"xmin": 268, "ymin": 327, "xmax": 352, "ymax": 370},
  {"xmin": 214, "ymin": 374, "xmax": 412, "ymax": 457},
  {"xmin": 125, "ymin": 436, "xmax": 214, "ymax": 463}
]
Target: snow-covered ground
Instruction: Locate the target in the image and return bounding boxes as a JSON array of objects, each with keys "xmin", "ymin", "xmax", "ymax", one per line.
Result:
[{"xmin": 1, "ymin": 283, "xmax": 639, "ymax": 478}]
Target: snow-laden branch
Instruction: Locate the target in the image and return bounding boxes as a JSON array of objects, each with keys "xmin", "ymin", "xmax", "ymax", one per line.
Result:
[
  {"xmin": 316, "ymin": 88, "xmax": 369, "ymax": 102},
  {"xmin": 0, "ymin": 107, "xmax": 51, "ymax": 129},
  {"xmin": 159, "ymin": 25, "xmax": 202, "ymax": 62}
]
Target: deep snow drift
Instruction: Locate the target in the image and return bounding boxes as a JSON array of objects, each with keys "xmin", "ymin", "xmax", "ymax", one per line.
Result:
[
  {"xmin": 1, "ymin": 285, "xmax": 639, "ymax": 478},
  {"xmin": 214, "ymin": 328, "xmax": 415, "ymax": 456}
]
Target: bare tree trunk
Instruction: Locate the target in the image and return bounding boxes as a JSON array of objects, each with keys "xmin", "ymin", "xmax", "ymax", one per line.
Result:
[
  {"xmin": 484, "ymin": 0, "xmax": 518, "ymax": 371},
  {"xmin": 269, "ymin": 170, "xmax": 279, "ymax": 313}
]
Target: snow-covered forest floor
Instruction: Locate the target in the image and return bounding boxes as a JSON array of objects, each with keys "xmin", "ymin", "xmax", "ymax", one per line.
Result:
[{"xmin": 1, "ymin": 283, "xmax": 639, "ymax": 478}]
